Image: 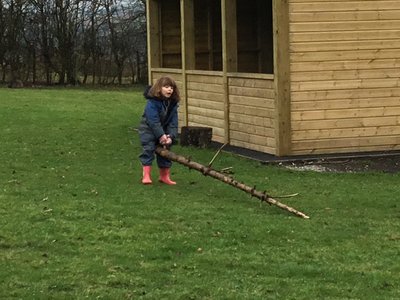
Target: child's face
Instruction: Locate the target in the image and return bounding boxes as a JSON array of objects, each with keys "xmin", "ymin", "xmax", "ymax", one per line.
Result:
[{"xmin": 161, "ymin": 85, "xmax": 173, "ymax": 98}]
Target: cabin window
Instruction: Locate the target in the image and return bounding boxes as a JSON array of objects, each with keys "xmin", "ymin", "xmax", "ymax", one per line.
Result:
[
  {"xmin": 160, "ymin": 0, "xmax": 182, "ymax": 68},
  {"xmin": 193, "ymin": 0, "xmax": 222, "ymax": 71},
  {"xmin": 152, "ymin": 0, "xmax": 273, "ymax": 73},
  {"xmin": 191, "ymin": 0, "xmax": 273, "ymax": 74},
  {"xmin": 237, "ymin": 0, "xmax": 274, "ymax": 74}
]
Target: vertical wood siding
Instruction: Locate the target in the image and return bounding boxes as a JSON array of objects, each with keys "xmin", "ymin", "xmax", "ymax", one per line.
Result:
[{"xmin": 289, "ymin": 0, "xmax": 400, "ymax": 154}]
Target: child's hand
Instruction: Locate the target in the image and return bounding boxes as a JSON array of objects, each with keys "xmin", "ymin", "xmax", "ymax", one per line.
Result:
[
  {"xmin": 159, "ymin": 134, "xmax": 168, "ymax": 145},
  {"xmin": 159, "ymin": 134, "xmax": 173, "ymax": 146},
  {"xmin": 165, "ymin": 134, "xmax": 173, "ymax": 145}
]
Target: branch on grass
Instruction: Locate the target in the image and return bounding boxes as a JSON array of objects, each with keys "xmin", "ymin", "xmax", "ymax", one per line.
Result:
[{"xmin": 156, "ymin": 147, "xmax": 310, "ymax": 219}]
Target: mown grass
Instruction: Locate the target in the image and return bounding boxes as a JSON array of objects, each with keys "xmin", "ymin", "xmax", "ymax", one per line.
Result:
[{"xmin": 0, "ymin": 87, "xmax": 399, "ymax": 299}]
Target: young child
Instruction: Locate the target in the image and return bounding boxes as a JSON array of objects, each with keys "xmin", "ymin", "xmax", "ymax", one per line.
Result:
[{"xmin": 138, "ymin": 76, "xmax": 180, "ymax": 185}]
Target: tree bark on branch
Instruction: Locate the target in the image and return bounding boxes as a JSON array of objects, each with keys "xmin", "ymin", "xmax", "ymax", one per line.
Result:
[{"xmin": 155, "ymin": 147, "xmax": 310, "ymax": 219}]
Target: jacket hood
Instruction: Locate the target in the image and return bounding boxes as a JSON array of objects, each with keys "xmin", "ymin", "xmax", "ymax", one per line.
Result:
[{"xmin": 143, "ymin": 85, "xmax": 152, "ymax": 99}]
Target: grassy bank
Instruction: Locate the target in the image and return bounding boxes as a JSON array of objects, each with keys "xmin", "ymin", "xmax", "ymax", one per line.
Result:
[{"xmin": 0, "ymin": 87, "xmax": 399, "ymax": 299}]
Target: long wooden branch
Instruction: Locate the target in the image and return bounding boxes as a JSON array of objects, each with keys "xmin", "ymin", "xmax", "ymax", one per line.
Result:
[{"xmin": 156, "ymin": 147, "xmax": 310, "ymax": 219}]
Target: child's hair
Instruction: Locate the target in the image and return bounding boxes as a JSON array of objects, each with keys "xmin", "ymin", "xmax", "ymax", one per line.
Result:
[{"xmin": 148, "ymin": 76, "xmax": 180, "ymax": 102}]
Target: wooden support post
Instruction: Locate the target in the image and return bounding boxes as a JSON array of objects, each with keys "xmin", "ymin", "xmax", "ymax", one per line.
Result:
[
  {"xmin": 221, "ymin": 0, "xmax": 237, "ymax": 72},
  {"xmin": 273, "ymin": 0, "xmax": 291, "ymax": 156},
  {"xmin": 221, "ymin": 0, "xmax": 237, "ymax": 144},
  {"xmin": 181, "ymin": 0, "xmax": 195, "ymax": 126},
  {"xmin": 146, "ymin": 0, "xmax": 161, "ymax": 84},
  {"xmin": 181, "ymin": 0, "xmax": 195, "ymax": 71}
]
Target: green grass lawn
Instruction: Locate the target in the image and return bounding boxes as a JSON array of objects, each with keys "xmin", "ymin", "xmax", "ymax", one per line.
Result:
[{"xmin": 0, "ymin": 87, "xmax": 399, "ymax": 299}]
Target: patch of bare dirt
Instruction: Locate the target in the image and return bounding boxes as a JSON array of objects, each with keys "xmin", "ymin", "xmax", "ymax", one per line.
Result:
[{"xmin": 278, "ymin": 156, "xmax": 400, "ymax": 173}]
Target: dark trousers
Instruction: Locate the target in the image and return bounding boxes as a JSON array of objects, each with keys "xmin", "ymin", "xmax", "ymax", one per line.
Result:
[{"xmin": 139, "ymin": 132, "xmax": 172, "ymax": 168}]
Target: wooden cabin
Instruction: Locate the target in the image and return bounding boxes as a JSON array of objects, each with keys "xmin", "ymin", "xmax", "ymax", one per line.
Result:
[{"xmin": 146, "ymin": 0, "xmax": 400, "ymax": 156}]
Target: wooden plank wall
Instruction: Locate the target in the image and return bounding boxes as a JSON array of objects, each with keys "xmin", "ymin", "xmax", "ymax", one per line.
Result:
[
  {"xmin": 289, "ymin": 0, "xmax": 400, "ymax": 154},
  {"xmin": 186, "ymin": 72, "xmax": 225, "ymax": 143},
  {"xmin": 228, "ymin": 75, "xmax": 276, "ymax": 153},
  {"xmin": 151, "ymin": 70, "xmax": 276, "ymax": 152}
]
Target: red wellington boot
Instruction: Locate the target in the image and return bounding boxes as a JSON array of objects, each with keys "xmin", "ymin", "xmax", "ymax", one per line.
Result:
[
  {"xmin": 142, "ymin": 166, "xmax": 152, "ymax": 184},
  {"xmin": 159, "ymin": 168, "xmax": 176, "ymax": 185}
]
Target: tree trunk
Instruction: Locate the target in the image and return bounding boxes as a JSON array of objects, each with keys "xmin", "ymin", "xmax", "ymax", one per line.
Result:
[{"xmin": 32, "ymin": 46, "xmax": 36, "ymax": 84}]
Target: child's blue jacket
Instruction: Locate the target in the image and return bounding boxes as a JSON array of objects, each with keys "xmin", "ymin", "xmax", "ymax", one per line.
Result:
[{"xmin": 138, "ymin": 87, "xmax": 179, "ymax": 141}]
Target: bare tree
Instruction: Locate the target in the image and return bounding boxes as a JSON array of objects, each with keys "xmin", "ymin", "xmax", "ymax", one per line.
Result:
[
  {"xmin": 103, "ymin": 0, "xmax": 126, "ymax": 85},
  {"xmin": 80, "ymin": 0, "xmax": 105, "ymax": 84},
  {"xmin": 1, "ymin": 0, "xmax": 148, "ymax": 86},
  {"xmin": 52, "ymin": 0, "xmax": 86, "ymax": 84},
  {"xmin": 125, "ymin": 0, "xmax": 146, "ymax": 83},
  {"xmin": 4, "ymin": 0, "xmax": 28, "ymax": 86},
  {"xmin": 0, "ymin": 1, "xmax": 6, "ymax": 82},
  {"xmin": 29, "ymin": 0, "xmax": 55, "ymax": 84},
  {"xmin": 102, "ymin": 0, "xmax": 145, "ymax": 84}
]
